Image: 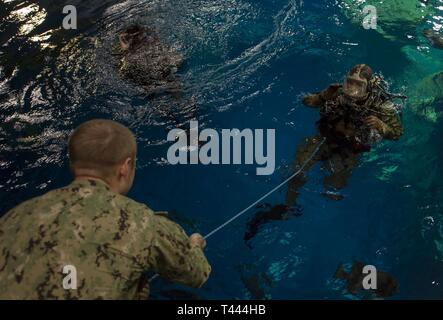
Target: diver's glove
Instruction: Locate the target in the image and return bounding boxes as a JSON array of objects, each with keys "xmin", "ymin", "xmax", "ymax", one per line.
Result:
[
  {"xmin": 302, "ymin": 94, "xmax": 324, "ymax": 107},
  {"xmin": 365, "ymin": 116, "xmax": 388, "ymax": 136}
]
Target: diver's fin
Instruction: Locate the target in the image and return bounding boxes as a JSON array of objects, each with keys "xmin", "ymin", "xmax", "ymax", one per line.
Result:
[{"xmin": 334, "ymin": 264, "xmax": 348, "ymax": 280}]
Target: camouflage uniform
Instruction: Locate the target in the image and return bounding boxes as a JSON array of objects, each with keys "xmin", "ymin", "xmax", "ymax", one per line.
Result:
[
  {"xmin": 286, "ymin": 83, "xmax": 403, "ymax": 205},
  {"xmin": 0, "ymin": 179, "xmax": 211, "ymax": 300}
]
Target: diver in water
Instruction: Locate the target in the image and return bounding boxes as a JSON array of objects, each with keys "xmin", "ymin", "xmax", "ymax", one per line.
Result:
[
  {"xmin": 423, "ymin": 28, "xmax": 443, "ymax": 50},
  {"xmin": 244, "ymin": 64, "xmax": 404, "ymax": 244},
  {"xmin": 115, "ymin": 24, "xmax": 198, "ymax": 135},
  {"xmin": 286, "ymin": 64, "xmax": 404, "ymax": 204},
  {"xmin": 115, "ymin": 24, "xmax": 184, "ymax": 98}
]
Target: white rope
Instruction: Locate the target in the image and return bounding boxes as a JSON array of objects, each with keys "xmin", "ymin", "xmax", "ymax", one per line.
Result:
[
  {"xmin": 150, "ymin": 137, "xmax": 326, "ymax": 282},
  {"xmin": 204, "ymin": 137, "xmax": 326, "ymax": 240}
]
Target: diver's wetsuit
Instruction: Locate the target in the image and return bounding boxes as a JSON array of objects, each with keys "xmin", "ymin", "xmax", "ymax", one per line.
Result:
[
  {"xmin": 286, "ymin": 82, "xmax": 403, "ymax": 205},
  {"xmin": 244, "ymin": 81, "xmax": 403, "ymax": 245},
  {"xmin": 115, "ymin": 25, "xmax": 198, "ymax": 129},
  {"xmin": 116, "ymin": 26, "xmax": 184, "ymax": 98}
]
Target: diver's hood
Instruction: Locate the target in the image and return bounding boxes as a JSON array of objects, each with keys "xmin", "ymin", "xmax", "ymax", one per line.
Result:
[
  {"xmin": 342, "ymin": 64, "xmax": 373, "ymax": 102},
  {"xmin": 125, "ymin": 24, "xmax": 145, "ymax": 35},
  {"xmin": 343, "ymin": 75, "xmax": 369, "ymax": 101}
]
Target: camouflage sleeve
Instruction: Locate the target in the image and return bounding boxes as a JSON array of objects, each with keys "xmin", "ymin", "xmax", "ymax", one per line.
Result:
[
  {"xmin": 379, "ymin": 102, "xmax": 404, "ymax": 140},
  {"xmin": 302, "ymin": 84, "xmax": 342, "ymax": 108},
  {"xmin": 148, "ymin": 215, "xmax": 211, "ymax": 288}
]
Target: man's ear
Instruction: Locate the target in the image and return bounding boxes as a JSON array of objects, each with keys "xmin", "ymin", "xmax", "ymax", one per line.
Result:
[{"xmin": 118, "ymin": 157, "xmax": 133, "ymax": 178}]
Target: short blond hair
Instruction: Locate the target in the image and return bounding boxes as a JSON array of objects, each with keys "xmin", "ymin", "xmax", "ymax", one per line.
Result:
[{"xmin": 68, "ymin": 119, "xmax": 137, "ymax": 178}]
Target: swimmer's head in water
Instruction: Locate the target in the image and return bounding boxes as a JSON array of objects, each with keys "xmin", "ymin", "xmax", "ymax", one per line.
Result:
[
  {"xmin": 125, "ymin": 24, "xmax": 145, "ymax": 35},
  {"xmin": 423, "ymin": 28, "xmax": 434, "ymax": 37},
  {"xmin": 343, "ymin": 64, "xmax": 373, "ymax": 102},
  {"xmin": 119, "ymin": 24, "xmax": 151, "ymax": 51}
]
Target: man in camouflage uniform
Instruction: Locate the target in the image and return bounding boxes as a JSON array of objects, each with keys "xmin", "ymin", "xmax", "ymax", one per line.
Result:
[
  {"xmin": 244, "ymin": 65, "xmax": 404, "ymax": 243},
  {"xmin": 0, "ymin": 119, "xmax": 211, "ymax": 299}
]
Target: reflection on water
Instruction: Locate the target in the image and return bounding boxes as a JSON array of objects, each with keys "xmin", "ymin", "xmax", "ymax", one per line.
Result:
[
  {"xmin": 29, "ymin": 30, "xmax": 55, "ymax": 49},
  {"xmin": 9, "ymin": 3, "xmax": 47, "ymax": 36}
]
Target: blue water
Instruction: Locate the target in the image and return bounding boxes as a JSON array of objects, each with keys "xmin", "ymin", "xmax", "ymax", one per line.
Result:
[{"xmin": 1, "ymin": 0, "xmax": 443, "ymax": 299}]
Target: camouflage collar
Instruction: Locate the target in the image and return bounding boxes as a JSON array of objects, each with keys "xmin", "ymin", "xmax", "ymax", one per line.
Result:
[{"xmin": 71, "ymin": 178, "xmax": 111, "ymax": 191}]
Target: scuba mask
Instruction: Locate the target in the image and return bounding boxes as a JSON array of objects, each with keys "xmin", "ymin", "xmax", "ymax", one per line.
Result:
[
  {"xmin": 342, "ymin": 64, "xmax": 372, "ymax": 102},
  {"xmin": 343, "ymin": 77, "xmax": 368, "ymax": 101}
]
